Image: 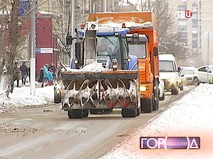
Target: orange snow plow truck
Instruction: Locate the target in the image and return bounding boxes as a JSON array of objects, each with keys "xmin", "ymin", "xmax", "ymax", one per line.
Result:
[{"xmin": 60, "ymin": 12, "xmax": 160, "ymax": 119}]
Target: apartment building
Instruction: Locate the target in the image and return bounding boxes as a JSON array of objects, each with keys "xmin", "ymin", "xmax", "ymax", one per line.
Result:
[{"xmin": 170, "ymin": 0, "xmax": 213, "ymax": 66}]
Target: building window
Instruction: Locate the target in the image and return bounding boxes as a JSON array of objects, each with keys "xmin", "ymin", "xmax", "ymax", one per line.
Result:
[
  {"xmin": 192, "ymin": 3, "xmax": 198, "ymax": 12},
  {"xmin": 192, "ymin": 12, "xmax": 198, "ymax": 19},
  {"xmin": 178, "ymin": 19, "xmax": 187, "ymax": 25},
  {"xmin": 178, "ymin": 5, "xmax": 187, "ymax": 11},
  {"xmin": 178, "ymin": 26, "xmax": 187, "ymax": 32},
  {"xmin": 179, "ymin": 32, "xmax": 187, "ymax": 39},
  {"xmin": 192, "ymin": 20, "xmax": 198, "ymax": 28},
  {"xmin": 192, "ymin": 40, "xmax": 198, "ymax": 49}
]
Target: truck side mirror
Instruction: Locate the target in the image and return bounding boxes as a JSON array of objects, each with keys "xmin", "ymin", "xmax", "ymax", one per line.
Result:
[
  {"xmin": 178, "ymin": 67, "xmax": 181, "ymax": 73},
  {"xmin": 66, "ymin": 35, "xmax": 73, "ymax": 45},
  {"xmin": 154, "ymin": 46, "xmax": 158, "ymax": 56}
]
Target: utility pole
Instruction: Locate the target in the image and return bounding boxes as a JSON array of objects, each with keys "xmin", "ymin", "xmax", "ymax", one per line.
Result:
[
  {"xmin": 89, "ymin": 0, "xmax": 92, "ymax": 13},
  {"xmin": 30, "ymin": 0, "xmax": 36, "ymax": 96},
  {"xmin": 207, "ymin": 31, "xmax": 210, "ymax": 84},
  {"xmin": 70, "ymin": 0, "xmax": 75, "ymax": 59},
  {"xmin": 148, "ymin": 0, "xmax": 151, "ymax": 10},
  {"xmin": 103, "ymin": 0, "xmax": 107, "ymax": 12}
]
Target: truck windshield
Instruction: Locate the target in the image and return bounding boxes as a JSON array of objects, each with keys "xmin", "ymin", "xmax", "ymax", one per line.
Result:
[
  {"xmin": 128, "ymin": 44, "xmax": 146, "ymax": 58},
  {"xmin": 97, "ymin": 36, "xmax": 119, "ymax": 56},
  {"xmin": 159, "ymin": 60, "xmax": 176, "ymax": 72}
]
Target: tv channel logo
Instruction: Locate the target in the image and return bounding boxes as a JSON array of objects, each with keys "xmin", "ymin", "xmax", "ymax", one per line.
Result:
[{"xmin": 140, "ymin": 137, "xmax": 200, "ymax": 149}]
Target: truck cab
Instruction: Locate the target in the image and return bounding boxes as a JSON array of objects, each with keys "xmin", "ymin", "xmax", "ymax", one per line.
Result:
[
  {"xmin": 126, "ymin": 34, "xmax": 147, "ymax": 70},
  {"xmin": 96, "ymin": 34, "xmax": 129, "ymax": 70},
  {"xmin": 71, "ymin": 22, "xmax": 130, "ymax": 71}
]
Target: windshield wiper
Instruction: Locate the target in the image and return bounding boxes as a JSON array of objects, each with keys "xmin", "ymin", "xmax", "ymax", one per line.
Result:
[{"xmin": 105, "ymin": 37, "xmax": 115, "ymax": 46}]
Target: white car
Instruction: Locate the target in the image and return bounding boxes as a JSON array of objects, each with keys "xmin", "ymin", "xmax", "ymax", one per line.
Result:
[
  {"xmin": 193, "ymin": 65, "xmax": 213, "ymax": 86},
  {"xmin": 180, "ymin": 67, "xmax": 196, "ymax": 85}
]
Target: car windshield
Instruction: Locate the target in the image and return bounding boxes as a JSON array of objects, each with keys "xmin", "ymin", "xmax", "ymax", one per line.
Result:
[
  {"xmin": 209, "ymin": 66, "xmax": 213, "ymax": 72},
  {"xmin": 159, "ymin": 61, "xmax": 175, "ymax": 72},
  {"xmin": 128, "ymin": 44, "xmax": 146, "ymax": 58},
  {"xmin": 97, "ymin": 36, "xmax": 119, "ymax": 56}
]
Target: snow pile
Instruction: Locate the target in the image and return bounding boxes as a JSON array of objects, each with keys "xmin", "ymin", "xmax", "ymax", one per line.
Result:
[
  {"xmin": 101, "ymin": 84, "xmax": 213, "ymax": 159},
  {"xmin": 125, "ymin": 21, "xmax": 153, "ymax": 28},
  {"xmin": 0, "ymin": 86, "xmax": 54, "ymax": 113},
  {"xmin": 65, "ymin": 62, "xmax": 110, "ymax": 73},
  {"xmin": 81, "ymin": 62, "xmax": 107, "ymax": 72}
]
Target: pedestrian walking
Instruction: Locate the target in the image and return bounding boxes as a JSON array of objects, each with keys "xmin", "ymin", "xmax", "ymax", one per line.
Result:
[
  {"xmin": 48, "ymin": 69, "xmax": 54, "ymax": 85},
  {"xmin": 10, "ymin": 62, "xmax": 21, "ymax": 93},
  {"xmin": 38, "ymin": 68, "xmax": 43, "ymax": 82},
  {"xmin": 20, "ymin": 62, "xmax": 28, "ymax": 85},
  {"xmin": 48, "ymin": 62, "xmax": 56, "ymax": 79},
  {"xmin": 56, "ymin": 61, "xmax": 62, "ymax": 80},
  {"xmin": 41, "ymin": 64, "xmax": 49, "ymax": 87}
]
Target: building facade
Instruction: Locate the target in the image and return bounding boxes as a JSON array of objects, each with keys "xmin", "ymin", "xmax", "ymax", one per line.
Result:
[{"xmin": 170, "ymin": 0, "xmax": 213, "ymax": 66}]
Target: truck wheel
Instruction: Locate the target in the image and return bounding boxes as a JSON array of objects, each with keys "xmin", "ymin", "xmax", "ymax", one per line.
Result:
[
  {"xmin": 159, "ymin": 92, "xmax": 165, "ymax": 100},
  {"xmin": 136, "ymin": 107, "xmax": 140, "ymax": 116},
  {"xmin": 153, "ymin": 98, "xmax": 159, "ymax": 111},
  {"xmin": 171, "ymin": 88, "xmax": 178, "ymax": 95},
  {"xmin": 141, "ymin": 98, "xmax": 153, "ymax": 113},
  {"xmin": 103, "ymin": 108, "xmax": 113, "ymax": 114},
  {"xmin": 90, "ymin": 109, "xmax": 98, "ymax": 114},
  {"xmin": 82, "ymin": 109, "xmax": 89, "ymax": 118},
  {"xmin": 68, "ymin": 109, "xmax": 83, "ymax": 119},
  {"xmin": 121, "ymin": 108, "xmax": 138, "ymax": 118},
  {"xmin": 153, "ymin": 86, "xmax": 159, "ymax": 111},
  {"xmin": 179, "ymin": 85, "xmax": 183, "ymax": 91},
  {"xmin": 193, "ymin": 77, "xmax": 200, "ymax": 86}
]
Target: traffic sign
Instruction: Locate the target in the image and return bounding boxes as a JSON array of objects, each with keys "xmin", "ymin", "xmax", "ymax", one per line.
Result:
[
  {"xmin": 185, "ymin": 10, "xmax": 192, "ymax": 18},
  {"xmin": 18, "ymin": 0, "xmax": 29, "ymax": 16}
]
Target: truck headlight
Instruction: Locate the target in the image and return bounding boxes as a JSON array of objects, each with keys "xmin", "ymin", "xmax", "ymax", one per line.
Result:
[
  {"xmin": 140, "ymin": 85, "xmax": 146, "ymax": 92},
  {"xmin": 54, "ymin": 83, "xmax": 63, "ymax": 94}
]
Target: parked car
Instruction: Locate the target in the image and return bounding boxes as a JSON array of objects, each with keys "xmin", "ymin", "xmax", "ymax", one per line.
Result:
[
  {"xmin": 193, "ymin": 65, "xmax": 213, "ymax": 86},
  {"xmin": 180, "ymin": 67, "xmax": 196, "ymax": 85},
  {"xmin": 159, "ymin": 54, "xmax": 183, "ymax": 95}
]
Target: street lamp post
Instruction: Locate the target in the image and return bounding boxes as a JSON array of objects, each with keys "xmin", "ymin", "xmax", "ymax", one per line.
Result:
[
  {"xmin": 30, "ymin": 0, "xmax": 36, "ymax": 96},
  {"xmin": 103, "ymin": 0, "xmax": 107, "ymax": 12}
]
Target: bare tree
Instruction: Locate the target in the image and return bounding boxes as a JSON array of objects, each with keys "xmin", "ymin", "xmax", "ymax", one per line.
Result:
[
  {"xmin": 0, "ymin": 0, "xmax": 31, "ymax": 97},
  {"xmin": 140, "ymin": 0, "xmax": 189, "ymax": 57}
]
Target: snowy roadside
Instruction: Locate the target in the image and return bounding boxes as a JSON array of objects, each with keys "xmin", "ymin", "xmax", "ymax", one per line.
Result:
[
  {"xmin": 101, "ymin": 84, "xmax": 213, "ymax": 159},
  {"xmin": 0, "ymin": 85, "xmax": 54, "ymax": 113}
]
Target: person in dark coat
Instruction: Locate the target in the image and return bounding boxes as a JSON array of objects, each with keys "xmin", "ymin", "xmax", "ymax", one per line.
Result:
[
  {"xmin": 10, "ymin": 62, "xmax": 21, "ymax": 93},
  {"xmin": 38, "ymin": 68, "xmax": 43, "ymax": 82},
  {"xmin": 20, "ymin": 62, "xmax": 28, "ymax": 85}
]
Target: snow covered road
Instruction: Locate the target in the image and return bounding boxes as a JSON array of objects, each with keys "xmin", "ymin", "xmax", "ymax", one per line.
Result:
[{"xmin": 0, "ymin": 85, "xmax": 194, "ymax": 159}]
